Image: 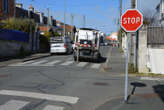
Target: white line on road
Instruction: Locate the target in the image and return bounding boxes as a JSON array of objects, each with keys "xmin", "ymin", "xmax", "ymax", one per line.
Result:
[
  {"xmin": 29, "ymin": 60, "xmax": 48, "ymax": 65},
  {"xmin": 0, "ymin": 100, "xmax": 29, "ymax": 110},
  {"xmin": 8, "ymin": 60, "xmax": 36, "ymax": 66},
  {"xmin": 43, "ymin": 105, "xmax": 64, "ymax": 110},
  {"xmin": 0, "ymin": 90, "xmax": 79, "ymax": 104},
  {"xmin": 45, "ymin": 60, "xmax": 61, "ymax": 65},
  {"xmin": 66, "ymin": 57, "xmax": 73, "ymax": 61},
  {"xmin": 60, "ymin": 61, "xmax": 74, "ymax": 66},
  {"xmin": 90, "ymin": 64, "xmax": 101, "ymax": 69},
  {"xmin": 77, "ymin": 62, "xmax": 88, "ymax": 67}
]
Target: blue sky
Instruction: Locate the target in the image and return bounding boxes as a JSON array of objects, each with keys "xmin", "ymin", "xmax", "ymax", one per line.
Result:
[{"xmin": 16, "ymin": 0, "xmax": 160, "ymax": 34}]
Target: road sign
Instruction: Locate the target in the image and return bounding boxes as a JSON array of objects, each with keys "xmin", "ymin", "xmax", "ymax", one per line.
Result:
[
  {"xmin": 121, "ymin": 9, "xmax": 143, "ymax": 32},
  {"xmin": 121, "ymin": 9, "xmax": 143, "ymax": 103}
]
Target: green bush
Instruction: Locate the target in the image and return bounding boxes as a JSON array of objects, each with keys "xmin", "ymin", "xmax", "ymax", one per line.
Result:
[
  {"xmin": 54, "ymin": 32, "xmax": 61, "ymax": 37},
  {"xmin": 1, "ymin": 18, "xmax": 35, "ymax": 33}
]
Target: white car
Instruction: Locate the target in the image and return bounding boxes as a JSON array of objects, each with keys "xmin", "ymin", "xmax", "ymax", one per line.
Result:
[{"xmin": 50, "ymin": 37, "xmax": 73, "ymax": 54}]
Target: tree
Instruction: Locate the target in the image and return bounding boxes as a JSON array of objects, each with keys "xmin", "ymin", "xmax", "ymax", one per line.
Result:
[
  {"xmin": 0, "ymin": 18, "xmax": 35, "ymax": 33},
  {"xmin": 142, "ymin": 10, "xmax": 157, "ymax": 25}
]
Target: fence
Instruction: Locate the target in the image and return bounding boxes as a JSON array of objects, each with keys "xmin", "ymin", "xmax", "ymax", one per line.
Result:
[
  {"xmin": 0, "ymin": 29, "xmax": 29, "ymax": 42},
  {"xmin": 147, "ymin": 26, "xmax": 164, "ymax": 46}
]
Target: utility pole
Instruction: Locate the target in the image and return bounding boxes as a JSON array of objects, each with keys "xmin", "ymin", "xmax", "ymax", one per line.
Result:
[
  {"xmin": 64, "ymin": 0, "xmax": 66, "ymax": 37},
  {"xmin": 119, "ymin": 0, "xmax": 122, "ymax": 48},
  {"xmin": 47, "ymin": 8, "xmax": 50, "ymax": 31},
  {"xmin": 131, "ymin": 0, "xmax": 138, "ymax": 72},
  {"xmin": 120, "ymin": 0, "xmax": 122, "ymax": 22},
  {"xmin": 83, "ymin": 15, "xmax": 86, "ymax": 28},
  {"xmin": 71, "ymin": 14, "xmax": 74, "ymax": 40}
]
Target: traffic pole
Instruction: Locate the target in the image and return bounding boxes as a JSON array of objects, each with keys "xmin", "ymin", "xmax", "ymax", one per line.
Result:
[{"xmin": 124, "ymin": 32, "xmax": 130, "ymax": 102}]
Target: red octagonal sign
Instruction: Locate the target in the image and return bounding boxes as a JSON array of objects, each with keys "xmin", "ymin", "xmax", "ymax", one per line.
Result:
[{"xmin": 121, "ymin": 9, "xmax": 143, "ymax": 32}]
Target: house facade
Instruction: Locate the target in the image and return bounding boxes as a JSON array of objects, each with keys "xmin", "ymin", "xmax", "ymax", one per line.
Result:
[
  {"xmin": 0, "ymin": 0, "xmax": 15, "ymax": 20},
  {"xmin": 156, "ymin": 0, "xmax": 164, "ymax": 26}
]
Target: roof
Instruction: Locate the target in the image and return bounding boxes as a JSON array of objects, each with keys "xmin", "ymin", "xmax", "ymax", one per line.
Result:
[{"xmin": 79, "ymin": 28, "xmax": 97, "ymax": 31}]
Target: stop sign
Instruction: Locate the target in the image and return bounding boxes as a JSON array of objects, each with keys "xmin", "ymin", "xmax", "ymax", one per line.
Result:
[{"xmin": 121, "ymin": 9, "xmax": 143, "ymax": 32}]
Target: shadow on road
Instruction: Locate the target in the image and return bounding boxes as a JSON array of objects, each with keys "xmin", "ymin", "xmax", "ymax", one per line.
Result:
[
  {"xmin": 153, "ymin": 84, "xmax": 164, "ymax": 103},
  {"xmin": 127, "ymin": 82, "xmax": 147, "ymax": 102},
  {"xmin": 79, "ymin": 56, "xmax": 107, "ymax": 63}
]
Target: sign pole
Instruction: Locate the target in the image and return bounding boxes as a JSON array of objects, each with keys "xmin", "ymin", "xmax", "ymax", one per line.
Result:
[{"xmin": 124, "ymin": 32, "xmax": 130, "ymax": 102}]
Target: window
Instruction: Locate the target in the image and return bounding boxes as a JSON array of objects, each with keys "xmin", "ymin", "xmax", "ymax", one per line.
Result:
[{"xmin": 3, "ymin": 0, "xmax": 9, "ymax": 13}]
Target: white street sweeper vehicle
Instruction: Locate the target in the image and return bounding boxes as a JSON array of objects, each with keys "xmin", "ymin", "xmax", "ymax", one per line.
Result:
[{"xmin": 73, "ymin": 28, "xmax": 102, "ymax": 62}]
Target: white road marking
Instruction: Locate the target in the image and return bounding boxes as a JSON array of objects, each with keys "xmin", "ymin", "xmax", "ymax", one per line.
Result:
[
  {"xmin": 29, "ymin": 60, "xmax": 48, "ymax": 65},
  {"xmin": 90, "ymin": 64, "xmax": 101, "ymax": 69},
  {"xmin": 66, "ymin": 57, "xmax": 72, "ymax": 61},
  {"xmin": 43, "ymin": 105, "xmax": 64, "ymax": 110},
  {"xmin": 8, "ymin": 60, "xmax": 36, "ymax": 66},
  {"xmin": 77, "ymin": 62, "xmax": 88, "ymax": 67},
  {"xmin": 0, "ymin": 100, "xmax": 29, "ymax": 110},
  {"xmin": 0, "ymin": 90, "xmax": 79, "ymax": 104},
  {"xmin": 45, "ymin": 60, "xmax": 61, "ymax": 65},
  {"xmin": 60, "ymin": 61, "xmax": 74, "ymax": 66}
]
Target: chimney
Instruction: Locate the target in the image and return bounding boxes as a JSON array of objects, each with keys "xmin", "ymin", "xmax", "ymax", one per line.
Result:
[{"xmin": 29, "ymin": 4, "xmax": 34, "ymax": 12}]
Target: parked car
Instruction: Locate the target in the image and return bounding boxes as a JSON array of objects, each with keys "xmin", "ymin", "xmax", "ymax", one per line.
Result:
[{"xmin": 50, "ymin": 37, "xmax": 73, "ymax": 55}]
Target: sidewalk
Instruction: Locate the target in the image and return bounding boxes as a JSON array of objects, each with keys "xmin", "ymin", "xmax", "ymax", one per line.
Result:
[
  {"xmin": 96, "ymin": 92, "xmax": 164, "ymax": 110},
  {"xmin": 102, "ymin": 47, "xmax": 125, "ymax": 75},
  {"xmin": 0, "ymin": 53, "xmax": 50, "ymax": 67},
  {"xmin": 99, "ymin": 47, "xmax": 164, "ymax": 110}
]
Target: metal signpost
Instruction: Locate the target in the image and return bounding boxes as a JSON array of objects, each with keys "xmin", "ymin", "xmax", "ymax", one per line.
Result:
[{"xmin": 121, "ymin": 9, "xmax": 143, "ymax": 102}]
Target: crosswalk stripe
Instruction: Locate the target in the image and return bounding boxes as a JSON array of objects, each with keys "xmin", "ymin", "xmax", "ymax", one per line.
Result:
[
  {"xmin": 8, "ymin": 60, "xmax": 36, "ymax": 66},
  {"xmin": 0, "ymin": 100, "xmax": 29, "ymax": 110},
  {"xmin": 60, "ymin": 61, "xmax": 74, "ymax": 66},
  {"xmin": 77, "ymin": 62, "xmax": 88, "ymax": 67},
  {"xmin": 66, "ymin": 57, "xmax": 73, "ymax": 61},
  {"xmin": 90, "ymin": 64, "xmax": 101, "ymax": 69},
  {"xmin": 28, "ymin": 60, "xmax": 47, "ymax": 65},
  {"xmin": 43, "ymin": 105, "xmax": 64, "ymax": 110},
  {"xmin": 0, "ymin": 90, "xmax": 79, "ymax": 104},
  {"xmin": 46, "ymin": 60, "xmax": 61, "ymax": 65}
]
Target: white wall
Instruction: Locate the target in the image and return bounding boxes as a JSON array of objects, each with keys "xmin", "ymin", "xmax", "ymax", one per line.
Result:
[
  {"xmin": 147, "ymin": 48, "xmax": 164, "ymax": 74},
  {"xmin": 138, "ymin": 26, "xmax": 149, "ymax": 73}
]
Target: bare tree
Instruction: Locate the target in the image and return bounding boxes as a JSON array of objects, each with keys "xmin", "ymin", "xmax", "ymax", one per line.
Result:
[{"xmin": 142, "ymin": 9, "xmax": 157, "ymax": 25}]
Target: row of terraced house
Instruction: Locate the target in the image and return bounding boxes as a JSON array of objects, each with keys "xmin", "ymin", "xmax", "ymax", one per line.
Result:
[
  {"xmin": 0, "ymin": 0, "xmax": 75, "ymax": 57},
  {"xmin": 1, "ymin": 0, "xmax": 74, "ymax": 35}
]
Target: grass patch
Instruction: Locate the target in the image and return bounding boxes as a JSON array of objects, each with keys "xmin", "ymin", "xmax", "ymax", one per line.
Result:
[
  {"xmin": 127, "ymin": 63, "xmax": 164, "ymax": 77},
  {"xmin": 135, "ymin": 73, "xmax": 164, "ymax": 77},
  {"xmin": 128, "ymin": 72, "xmax": 164, "ymax": 77}
]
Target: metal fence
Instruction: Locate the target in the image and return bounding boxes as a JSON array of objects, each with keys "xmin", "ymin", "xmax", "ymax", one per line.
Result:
[{"xmin": 147, "ymin": 26, "xmax": 164, "ymax": 45}]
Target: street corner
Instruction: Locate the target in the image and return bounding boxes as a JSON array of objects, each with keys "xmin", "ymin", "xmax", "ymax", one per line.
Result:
[
  {"xmin": 95, "ymin": 96, "xmax": 125, "ymax": 110},
  {"xmin": 96, "ymin": 93, "xmax": 164, "ymax": 110}
]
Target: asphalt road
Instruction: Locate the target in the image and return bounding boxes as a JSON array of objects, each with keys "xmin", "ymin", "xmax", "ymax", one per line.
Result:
[
  {"xmin": 0, "ymin": 46, "xmax": 164, "ymax": 110},
  {"xmin": 0, "ymin": 46, "xmax": 125, "ymax": 110}
]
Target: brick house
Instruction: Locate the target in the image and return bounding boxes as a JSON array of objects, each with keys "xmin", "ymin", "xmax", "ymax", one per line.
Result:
[{"xmin": 0, "ymin": 0, "xmax": 15, "ymax": 20}]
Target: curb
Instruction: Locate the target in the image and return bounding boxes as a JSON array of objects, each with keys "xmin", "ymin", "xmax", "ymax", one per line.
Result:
[
  {"xmin": 0, "ymin": 53, "xmax": 51, "ymax": 68},
  {"xmin": 23, "ymin": 54, "xmax": 51, "ymax": 62}
]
